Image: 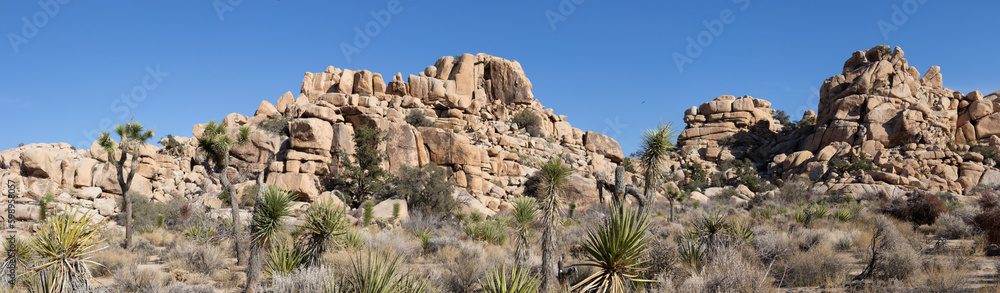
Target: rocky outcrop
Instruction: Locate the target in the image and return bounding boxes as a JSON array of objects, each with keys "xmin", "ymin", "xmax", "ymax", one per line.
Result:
[
  {"xmin": 679, "ymin": 45, "xmax": 1000, "ymax": 195},
  {"xmin": 0, "ymin": 53, "xmax": 627, "ymax": 223},
  {"xmin": 677, "ymin": 95, "xmax": 781, "ymax": 162}
]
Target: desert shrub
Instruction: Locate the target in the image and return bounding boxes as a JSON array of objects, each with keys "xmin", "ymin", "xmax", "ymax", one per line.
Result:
[
  {"xmin": 30, "ymin": 210, "xmax": 105, "ymax": 292},
  {"xmin": 90, "ymin": 246, "xmax": 134, "ymax": 278},
  {"xmin": 512, "ymin": 109, "xmax": 541, "ymax": 129},
  {"xmin": 464, "ymin": 218, "xmax": 509, "ymax": 245},
  {"xmin": 258, "ymin": 113, "xmax": 291, "ymax": 136},
  {"xmin": 386, "ymin": 163, "xmax": 455, "ymax": 215},
  {"xmin": 38, "ymin": 192, "xmax": 54, "ymax": 222},
  {"xmin": 777, "ymin": 244, "xmax": 846, "ymax": 287},
  {"xmin": 919, "ymin": 255, "xmax": 973, "ymax": 293},
  {"xmin": 405, "ymin": 110, "xmax": 434, "ymax": 128},
  {"xmin": 862, "ymin": 216, "xmax": 920, "ymax": 281},
  {"xmin": 883, "ymin": 192, "xmax": 947, "ymax": 226},
  {"xmin": 828, "ymin": 152, "xmax": 876, "ymax": 176},
  {"xmin": 116, "ymin": 192, "xmax": 176, "ymax": 232},
  {"xmin": 340, "ymin": 229, "xmax": 367, "ymax": 250},
  {"xmin": 933, "ymin": 213, "xmax": 972, "ymax": 239},
  {"xmin": 969, "ymin": 142, "xmax": 1000, "ymax": 167},
  {"xmin": 113, "ymin": 263, "xmax": 167, "ymax": 293},
  {"xmin": 167, "ymin": 242, "xmax": 226, "ymax": 275},
  {"xmin": 680, "ymin": 162, "xmax": 708, "ymax": 193},
  {"xmin": 159, "ymin": 134, "xmax": 186, "ymax": 157},
  {"xmin": 436, "ymin": 241, "xmax": 490, "ymax": 293},
  {"xmin": 778, "ymin": 176, "xmax": 812, "ymax": 203},
  {"xmin": 752, "ymin": 230, "xmax": 793, "ymax": 264},
  {"xmin": 700, "ymin": 246, "xmax": 774, "ymax": 292},
  {"xmin": 270, "ymin": 266, "xmax": 335, "ymax": 293}
]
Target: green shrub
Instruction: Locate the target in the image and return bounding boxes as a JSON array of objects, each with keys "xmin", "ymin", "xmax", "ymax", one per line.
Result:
[
  {"xmin": 512, "ymin": 109, "xmax": 540, "ymax": 129},
  {"xmin": 464, "ymin": 218, "xmax": 508, "ymax": 245},
  {"xmin": 258, "ymin": 113, "xmax": 291, "ymax": 136},
  {"xmin": 828, "ymin": 152, "xmax": 875, "ymax": 176},
  {"xmin": 117, "ymin": 192, "xmax": 175, "ymax": 232},
  {"xmin": 159, "ymin": 134, "xmax": 185, "ymax": 157},
  {"xmin": 970, "ymin": 142, "xmax": 1000, "ymax": 167},
  {"xmin": 337, "ymin": 125, "xmax": 390, "ymax": 208},
  {"xmin": 680, "ymin": 162, "xmax": 708, "ymax": 192},
  {"xmin": 405, "ymin": 110, "xmax": 434, "ymax": 128},
  {"xmin": 386, "ymin": 163, "xmax": 455, "ymax": 215}
]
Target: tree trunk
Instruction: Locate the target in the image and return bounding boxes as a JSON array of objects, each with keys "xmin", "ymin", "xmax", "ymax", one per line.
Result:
[
  {"xmin": 243, "ymin": 243, "xmax": 262, "ymax": 293},
  {"xmin": 116, "ymin": 145, "xmax": 133, "ymax": 249},
  {"xmin": 540, "ymin": 222, "xmax": 558, "ymax": 293},
  {"xmin": 221, "ymin": 155, "xmax": 245, "ymax": 266},
  {"xmin": 669, "ymin": 197, "xmax": 675, "ymax": 222}
]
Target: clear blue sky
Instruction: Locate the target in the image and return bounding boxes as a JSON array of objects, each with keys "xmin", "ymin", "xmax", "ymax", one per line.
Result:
[{"xmin": 2, "ymin": 1, "xmax": 998, "ymax": 154}]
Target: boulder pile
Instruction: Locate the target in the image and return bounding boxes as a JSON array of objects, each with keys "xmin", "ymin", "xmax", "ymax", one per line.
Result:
[{"xmin": 0, "ymin": 53, "xmax": 629, "ymax": 226}]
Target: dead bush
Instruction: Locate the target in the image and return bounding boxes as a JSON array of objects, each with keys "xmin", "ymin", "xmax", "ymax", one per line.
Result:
[
  {"xmin": 776, "ymin": 243, "xmax": 846, "ymax": 287},
  {"xmin": 701, "ymin": 245, "xmax": 776, "ymax": 292},
  {"xmin": 90, "ymin": 246, "xmax": 134, "ymax": 278},
  {"xmin": 270, "ymin": 266, "xmax": 336, "ymax": 293},
  {"xmin": 167, "ymin": 241, "xmax": 226, "ymax": 275},
  {"xmin": 112, "ymin": 263, "xmax": 168, "ymax": 293},
  {"xmin": 933, "ymin": 213, "xmax": 973, "ymax": 239}
]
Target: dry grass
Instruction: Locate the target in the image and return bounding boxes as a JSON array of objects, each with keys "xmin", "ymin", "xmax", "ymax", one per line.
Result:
[
  {"xmin": 112, "ymin": 263, "xmax": 168, "ymax": 293},
  {"xmin": 166, "ymin": 241, "xmax": 227, "ymax": 275},
  {"xmin": 90, "ymin": 245, "xmax": 135, "ymax": 278}
]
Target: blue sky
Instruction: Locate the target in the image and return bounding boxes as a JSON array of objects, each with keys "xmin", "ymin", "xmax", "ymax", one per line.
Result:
[{"xmin": 1, "ymin": 1, "xmax": 998, "ymax": 154}]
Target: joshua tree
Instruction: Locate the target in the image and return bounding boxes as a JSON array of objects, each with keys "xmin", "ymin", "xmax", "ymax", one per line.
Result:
[
  {"xmin": 638, "ymin": 122, "xmax": 677, "ymax": 215},
  {"xmin": 571, "ymin": 204, "xmax": 653, "ymax": 292},
  {"xmin": 197, "ymin": 121, "xmax": 251, "ymax": 264},
  {"xmin": 97, "ymin": 121, "xmax": 154, "ymax": 249},
  {"xmin": 510, "ymin": 197, "xmax": 539, "ymax": 267},
  {"xmin": 536, "ymin": 157, "xmax": 573, "ymax": 293},
  {"xmin": 244, "ymin": 185, "xmax": 295, "ymax": 293}
]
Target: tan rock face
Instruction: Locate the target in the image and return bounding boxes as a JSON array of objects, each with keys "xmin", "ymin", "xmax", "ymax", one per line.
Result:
[
  {"xmin": 419, "ymin": 127, "xmax": 481, "ymax": 165},
  {"xmin": 267, "ymin": 173, "xmax": 320, "ymax": 201},
  {"xmin": 584, "ymin": 131, "xmax": 624, "ymax": 163},
  {"xmin": 289, "ymin": 118, "xmax": 334, "ymax": 152}
]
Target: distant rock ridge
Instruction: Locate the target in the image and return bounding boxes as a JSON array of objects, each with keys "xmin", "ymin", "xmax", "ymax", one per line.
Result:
[
  {"xmin": 678, "ymin": 45, "xmax": 1000, "ymax": 195},
  {"xmin": 0, "ymin": 53, "xmax": 630, "ymax": 229}
]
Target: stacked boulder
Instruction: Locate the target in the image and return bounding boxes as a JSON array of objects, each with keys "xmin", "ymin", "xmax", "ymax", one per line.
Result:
[
  {"xmin": 677, "ymin": 95, "xmax": 782, "ymax": 162},
  {"xmin": 679, "ymin": 46, "xmax": 1000, "ymax": 195},
  {"xmin": 0, "ymin": 53, "xmax": 628, "ymax": 225}
]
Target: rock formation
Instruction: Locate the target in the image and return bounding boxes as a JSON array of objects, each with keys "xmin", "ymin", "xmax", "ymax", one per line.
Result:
[
  {"xmin": 679, "ymin": 45, "xmax": 1000, "ymax": 196},
  {"xmin": 0, "ymin": 53, "xmax": 628, "ymax": 227}
]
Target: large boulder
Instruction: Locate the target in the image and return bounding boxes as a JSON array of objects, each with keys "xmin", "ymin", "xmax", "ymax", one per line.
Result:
[
  {"xmin": 289, "ymin": 118, "xmax": 334, "ymax": 152},
  {"xmin": 371, "ymin": 199, "xmax": 408, "ymax": 222},
  {"xmin": 584, "ymin": 131, "xmax": 624, "ymax": 163},
  {"xmin": 385, "ymin": 124, "xmax": 422, "ymax": 174},
  {"xmin": 419, "ymin": 127, "xmax": 481, "ymax": 165},
  {"xmin": 20, "ymin": 149, "xmax": 56, "ymax": 179},
  {"xmin": 266, "ymin": 173, "xmax": 320, "ymax": 201}
]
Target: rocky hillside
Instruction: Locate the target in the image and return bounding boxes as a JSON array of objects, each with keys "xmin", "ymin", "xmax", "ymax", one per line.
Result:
[
  {"xmin": 0, "ymin": 53, "xmax": 629, "ymax": 229},
  {"xmin": 678, "ymin": 46, "xmax": 1000, "ymax": 196}
]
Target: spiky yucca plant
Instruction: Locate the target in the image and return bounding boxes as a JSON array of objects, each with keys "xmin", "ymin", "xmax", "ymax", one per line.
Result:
[
  {"xmin": 265, "ymin": 239, "xmax": 307, "ymax": 276},
  {"xmin": 510, "ymin": 197, "xmax": 538, "ymax": 266},
  {"xmin": 244, "ymin": 185, "xmax": 295, "ymax": 293},
  {"xmin": 339, "ymin": 249, "xmax": 431, "ymax": 293},
  {"xmin": 296, "ymin": 200, "xmax": 348, "ymax": 266},
  {"xmin": 1, "ymin": 236, "xmax": 33, "ymax": 290},
  {"xmin": 28, "ymin": 209, "xmax": 105, "ymax": 293},
  {"xmin": 536, "ymin": 157, "xmax": 573, "ymax": 293},
  {"xmin": 571, "ymin": 204, "xmax": 653, "ymax": 293},
  {"xmin": 480, "ymin": 263, "xmax": 540, "ymax": 293},
  {"xmin": 637, "ymin": 122, "xmax": 677, "ymax": 216}
]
